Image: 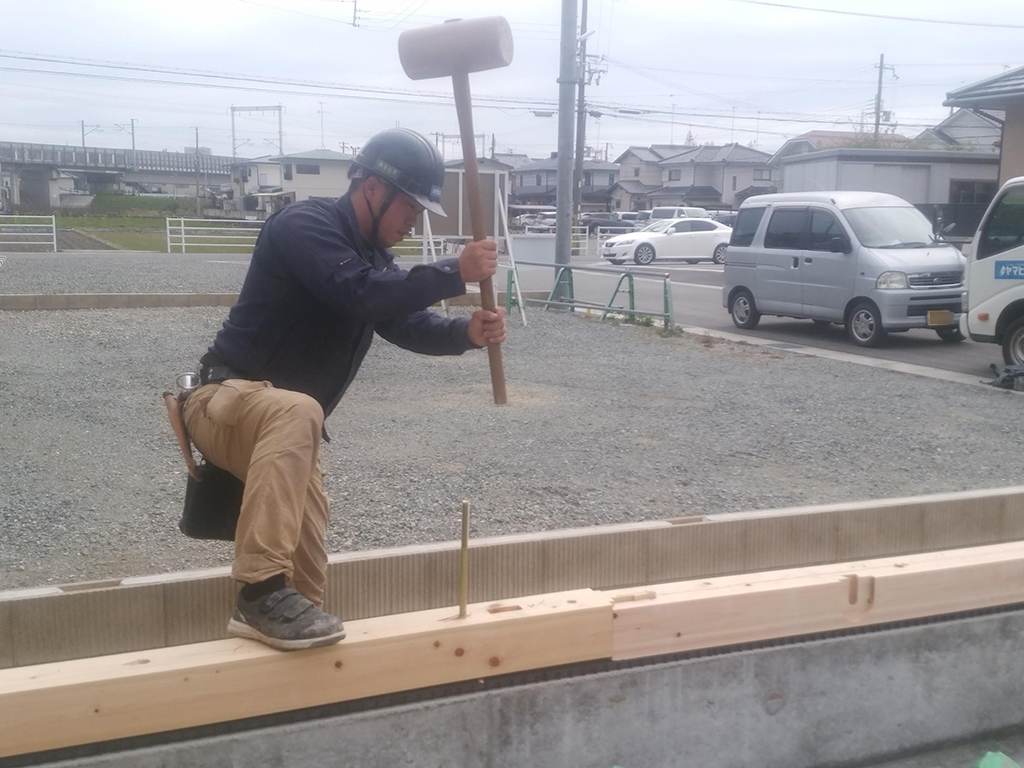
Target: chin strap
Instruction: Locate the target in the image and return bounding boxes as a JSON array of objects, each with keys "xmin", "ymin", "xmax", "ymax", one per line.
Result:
[{"xmin": 363, "ymin": 183, "xmax": 397, "ymax": 248}]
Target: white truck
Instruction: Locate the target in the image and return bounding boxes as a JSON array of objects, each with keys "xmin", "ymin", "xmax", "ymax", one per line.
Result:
[{"xmin": 963, "ymin": 176, "xmax": 1024, "ymax": 365}]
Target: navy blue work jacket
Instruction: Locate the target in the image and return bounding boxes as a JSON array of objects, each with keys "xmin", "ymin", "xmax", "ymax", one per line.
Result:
[{"xmin": 208, "ymin": 194, "xmax": 474, "ymax": 419}]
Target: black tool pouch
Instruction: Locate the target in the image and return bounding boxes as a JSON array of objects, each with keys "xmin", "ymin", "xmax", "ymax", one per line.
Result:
[{"xmin": 179, "ymin": 462, "xmax": 244, "ymax": 542}]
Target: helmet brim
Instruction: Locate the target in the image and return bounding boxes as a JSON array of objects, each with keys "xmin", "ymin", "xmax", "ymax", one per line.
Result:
[{"xmin": 411, "ymin": 192, "xmax": 446, "ymax": 218}]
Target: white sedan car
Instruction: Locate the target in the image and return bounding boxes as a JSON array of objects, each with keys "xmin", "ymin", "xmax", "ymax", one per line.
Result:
[{"xmin": 602, "ymin": 218, "xmax": 732, "ymax": 265}]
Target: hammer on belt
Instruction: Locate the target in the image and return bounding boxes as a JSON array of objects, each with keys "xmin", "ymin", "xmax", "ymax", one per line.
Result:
[{"xmin": 398, "ymin": 16, "xmax": 514, "ymax": 406}]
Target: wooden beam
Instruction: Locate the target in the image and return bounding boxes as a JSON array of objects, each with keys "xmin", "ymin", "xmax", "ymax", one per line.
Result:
[
  {"xmin": 609, "ymin": 542, "xmax": 1024, "ymax": 660},
  {"xmin": 0, "ymin": 589, "xmax": 611, "ymax": 758}
]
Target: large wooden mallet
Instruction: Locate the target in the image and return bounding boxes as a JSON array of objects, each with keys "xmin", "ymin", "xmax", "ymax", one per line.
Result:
[{"xmin": 399, "ymin": 17, "xmax": 513, "ymax": 405}]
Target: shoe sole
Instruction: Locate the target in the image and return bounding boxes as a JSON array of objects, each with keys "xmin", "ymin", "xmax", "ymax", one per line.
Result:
[{"xmin": 227, "ymin": 618, "xmax": 346, "ymax": 651}]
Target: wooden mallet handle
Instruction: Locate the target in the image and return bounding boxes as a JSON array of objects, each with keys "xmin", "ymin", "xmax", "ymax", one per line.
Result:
[{"xmin": 452, "ymin": 71, "xmax": 508, "ymax": 405}]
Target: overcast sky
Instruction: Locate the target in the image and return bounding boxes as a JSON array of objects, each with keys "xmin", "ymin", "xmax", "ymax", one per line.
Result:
[{"xmin": 0, "ymin": 0, "xmax": 1020, "ymax": 160}]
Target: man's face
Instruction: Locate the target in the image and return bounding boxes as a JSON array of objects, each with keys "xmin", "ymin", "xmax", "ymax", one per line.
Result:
[{"xmin": 363, "ymin": 176, "xmax": 424, "ymax": 247}]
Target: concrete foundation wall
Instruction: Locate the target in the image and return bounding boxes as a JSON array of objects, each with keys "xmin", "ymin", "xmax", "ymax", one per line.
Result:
[{"xmin": 31, "ymin": 608, "xmax": 1024, "ymax": 768}]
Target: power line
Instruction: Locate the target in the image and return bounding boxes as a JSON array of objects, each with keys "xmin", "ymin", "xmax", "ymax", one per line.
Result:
[
  {"xmin": 0, "ymin": 63, "xmax": 961, "ymax": 132},
  {"xmin": 719, "ymin": 0, "xmax": 1024, "ymax": 30},
  {"xmin": 0, "ymin": 50, "xmax": 552, "ymax": 110}
]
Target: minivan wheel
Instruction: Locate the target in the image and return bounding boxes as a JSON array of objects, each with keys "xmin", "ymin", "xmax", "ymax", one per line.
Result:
[
  {"xmin": 731, "ymin": 289, "xmax": 761, "ymax": 330},
  {"xmin": 936, "ymin": 326, "xmax": 965, "ymax": 343},
  {"xmin": 634, "ymin": 244, "xmax": 656, "ymax": 265},
  {"xmin": 712, "ymin": 244, "xmax": 727, "ymax": 264},
  {"xmin": 1003, "ymin": 317, "xmax": 1024, "ymax": 365},
  {"xmin": 846, "ymin": 302, "xmax": 887, "ymax": 347}
]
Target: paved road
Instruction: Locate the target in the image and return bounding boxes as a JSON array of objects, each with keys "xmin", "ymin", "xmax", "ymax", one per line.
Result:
[
  {"xmin": 0, "ymin": 249, "xmax": 1002, "ymax": 378},
  {"xmin": 505, "ymin": 259, "xmax": 1003, "ymax": 378}
]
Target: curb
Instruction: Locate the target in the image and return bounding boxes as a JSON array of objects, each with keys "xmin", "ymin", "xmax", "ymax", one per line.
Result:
[
  {"xmin": 676, "ymin": 323, "xmax": 1007, "ymax": 392},
  {"xmin": 0, "ymin": 291, "xmax": 547, "ymax": 311}
]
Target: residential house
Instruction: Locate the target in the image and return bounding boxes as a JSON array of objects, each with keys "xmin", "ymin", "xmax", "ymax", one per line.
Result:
[
  {"xmin": 229, "ymin": 149, "xmax": 354, "ymax": 215},
  {"xmin": 771, "ymin": 130, "xmax": 912, "ymax": 164},
  {"xmin": 916, "ymin": 108, "xmax": 1002, "ymax": 152},
  {"xmin": 509, "ymin": 155, "xmax": 618, "ymax": 212},
  {"xmin": 230, "ymin": 156, "xmax": 283, "ymax": 213},
  {"xmin": 648, "ymin": 144, "xmax": 775, "ymax": 210},
  {"xmin": 492, "ymin": 152, "xmax": 533, "ymax": 193},
  {"xmin": 945, "ymin": 65, "xmax": 1024, "ymax": 184},
  {"xmin": 610, "ymin": 144, "xmax": 696, "ymax": 211}
]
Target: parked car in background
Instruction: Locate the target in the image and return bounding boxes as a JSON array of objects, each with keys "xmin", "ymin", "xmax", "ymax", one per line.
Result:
[
  {"xmin": 602, "ymin": 218, "xmax": 732, "ymax": 265},
  {"xmin": 651, "ymin": 206, "xmax": 711, "ymax": 220},
  {"xmin": 581, "ymin": 212, "xmax": 632, "ymax": 234},
  {"xmin": 516, "ymin": 212, "xmax": 557, "ymax": 232},
  {"xmin": 962, "ymin": 176, "xmax": 1024, "ymax": 364},
  {"xmin": 722, "ymin": 191, "xmax": 966, "ymax": 347},
  {"xmin": 635, "ymin": 210, "xmax": 652, "ymax": 226},
  {"xmin": 710, "ymin": 210, "xmax": 738, "ymax": 228}
]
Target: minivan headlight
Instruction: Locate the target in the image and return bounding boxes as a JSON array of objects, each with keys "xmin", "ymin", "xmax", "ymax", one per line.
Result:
[{"xmin": 876, "ymin": 271, "xmax": 909, "ymax": 290}]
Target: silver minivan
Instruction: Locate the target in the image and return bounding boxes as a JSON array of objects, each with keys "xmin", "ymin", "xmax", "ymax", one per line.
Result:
[{"xmin": 722, "ymin": 191, "xmax": 967, "ymax": 347}]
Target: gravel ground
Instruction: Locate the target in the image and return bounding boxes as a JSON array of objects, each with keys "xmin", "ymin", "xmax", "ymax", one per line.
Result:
[
  {"xmin": 1, "ymin": 305, "xmax": 1022, "ymax": 591},
  {"xmin": 0, "ymin": 252, "xmax": 249, "ymax": 295}
]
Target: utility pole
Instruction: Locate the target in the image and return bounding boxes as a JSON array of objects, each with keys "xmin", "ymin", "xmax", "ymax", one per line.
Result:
[
  {"xmin": 277, "ymin": 104, "xmax": 284, "ymax": 155},
  {"xmin": 490, "ymin": 133, "xmax": 495, "ymax": 158},
  {"xmin": 318, "ymin": 102, "xmax": 326, "ymax": 149},
  {"xmin": 194, "ymin": 127, "xmax": 201, "ymax": 217},
  {"xmin": 79, "ymin": 120, "xmax": 100, "ymax": 148},
  {"xmin": 352, "ymin": 0, "xmax": 357, "ymax": 26},
  {"xmin": 231, "ymin": 106, "xmax": 237, "ymax": 160},
  {"xmin": 572, "ymin": 0, "xmax": 589, "ymax": 216},
  {"xmin": 554, "ymin": 0, "xmax": 578, "ymax": 275},
  {"xmin": 874, "ymin": 53, "xmax": 885, "ymax": 139}
]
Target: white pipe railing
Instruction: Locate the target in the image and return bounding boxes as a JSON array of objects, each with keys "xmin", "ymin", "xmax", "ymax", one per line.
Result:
[{"xmin": 0, "ymin": 215, "xmax": 56, "ymax": 251}]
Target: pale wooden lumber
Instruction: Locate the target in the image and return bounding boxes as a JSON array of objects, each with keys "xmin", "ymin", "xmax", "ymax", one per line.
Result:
[
  {"xmin": 610, "ymin": 542, "xmax": 1024, "ymax": 660},
  {"xmin": 605, "ymin": 540, "xmax": 1024, "ymax": 602},
  {"xmin": 0, "ymin": 589, "xmax": 611, "ymax": 758}
]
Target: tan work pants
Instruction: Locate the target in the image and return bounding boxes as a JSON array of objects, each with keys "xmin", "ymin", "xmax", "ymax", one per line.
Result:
[{"xmin": 183, "ymin": 380, "xmax": 329, "ymax": 606}]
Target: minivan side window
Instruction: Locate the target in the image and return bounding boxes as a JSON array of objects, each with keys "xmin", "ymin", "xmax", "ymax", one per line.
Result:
[
  {"xmin": 807, "ymin": 210, "xmax": 844, "ymax": 251},
  {"xmin": 979, "ymin": 187, "xmax": 1024, "ymax": 260},
  {"xmin": 730, "ymin": 207, "xmax": 765, "ymax": 247},
  {"xmin": 764, "ymin": 209, "xmax": 808, "ymax": 250}
]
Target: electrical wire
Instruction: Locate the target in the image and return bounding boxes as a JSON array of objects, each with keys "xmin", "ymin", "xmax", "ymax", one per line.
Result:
[{"xmin": 718, "ymin": 0, "xmax": 1024, "ymax": 30}]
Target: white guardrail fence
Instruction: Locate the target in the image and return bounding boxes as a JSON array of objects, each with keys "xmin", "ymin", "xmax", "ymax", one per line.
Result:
[
  {"xmin": 166, "ymin": 218, "xmax": 264, "ymax": 253},
  {"xmin": 0, "ymin": 215, "xmax": 57, "ymax": 251},
  {"xmin": 165, "ymin": 218, "xmax": 507, "ymax": 259}
]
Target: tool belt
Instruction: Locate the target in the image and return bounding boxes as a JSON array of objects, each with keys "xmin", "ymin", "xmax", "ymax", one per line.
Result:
[{"xmin": 163, "ymin": 356, "xmax": 247, "ymax": 542}]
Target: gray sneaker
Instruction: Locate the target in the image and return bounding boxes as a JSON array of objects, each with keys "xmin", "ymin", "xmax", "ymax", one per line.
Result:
[{"xmin": 227, "ymin": 587, "xmax": 345, "ymax": 651}]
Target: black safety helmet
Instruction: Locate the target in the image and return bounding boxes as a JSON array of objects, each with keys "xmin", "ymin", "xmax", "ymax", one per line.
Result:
[{"xmin": 348, "ymin": 128, "xmax": 447, "ymax": 217}]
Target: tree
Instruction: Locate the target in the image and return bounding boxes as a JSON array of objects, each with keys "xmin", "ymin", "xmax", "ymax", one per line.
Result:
[{"xmin": 684, "ymin": 130, "xmax": 696, "ymax": 145}]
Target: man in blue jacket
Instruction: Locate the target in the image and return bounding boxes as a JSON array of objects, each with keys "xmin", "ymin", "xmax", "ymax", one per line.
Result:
[{"xmin": 183, "ymin": 128, "xmax": 506, "ymax": 650}]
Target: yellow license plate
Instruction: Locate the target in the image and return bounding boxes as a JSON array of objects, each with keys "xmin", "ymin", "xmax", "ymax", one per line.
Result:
[{"xmin": 927, "ymin": 310, "xmax": 954, "ymax": 327}]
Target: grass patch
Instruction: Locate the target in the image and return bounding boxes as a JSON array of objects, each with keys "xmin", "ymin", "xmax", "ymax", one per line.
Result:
[
  {"xmin": 56, "ymin": 215, "xmax": 166, "ymax": 229},
  {"xmin": 84, "ymin": 230, "xmax": 167, "ymax": 251},
  {"xmin": 87, "ymin": 193, "xmax": 198, "ymax": 216}
]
